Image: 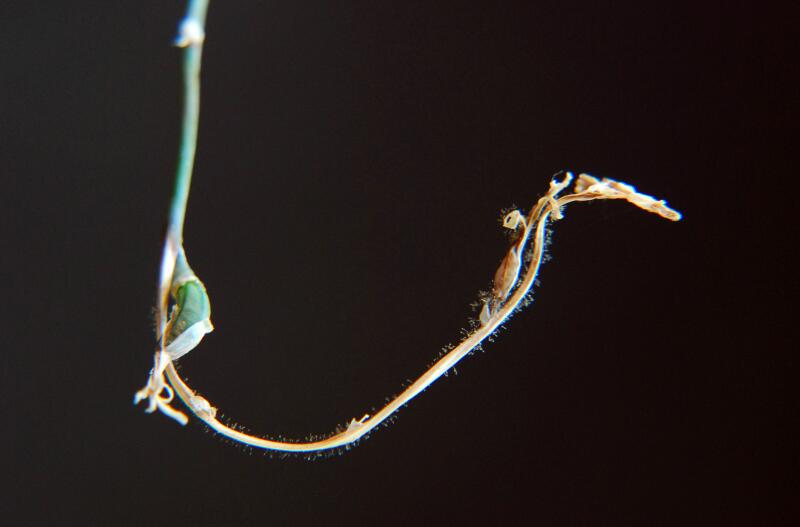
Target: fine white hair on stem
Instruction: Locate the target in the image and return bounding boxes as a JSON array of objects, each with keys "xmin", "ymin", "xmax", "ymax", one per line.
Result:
[
  {"xmin": 147, "ymin": 172, "xmax": 683, "ymax": 451},
  {"xmin": 134, "ymin": 0, "xmax": 683, "ymax": 452}
]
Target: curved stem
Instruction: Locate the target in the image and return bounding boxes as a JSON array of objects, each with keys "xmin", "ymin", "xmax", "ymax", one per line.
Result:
[
  {"xmin": 161, "ymin": 171, "xmax": 679, "ymax": 451},
  {"xmin": 163, "ymin": 172, "xmax": 684, "ymax": 452},
  {"xmin": 164, "ymin": 196, "xmax": 558, "ymax": 452},
  {"xmin": 138, "ymin": 0, "xmax": 682, "ymax": 450}
]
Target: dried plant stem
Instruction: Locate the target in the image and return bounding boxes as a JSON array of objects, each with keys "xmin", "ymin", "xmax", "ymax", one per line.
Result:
[
  {"xmin": 163, "ymin": 173, "xmax": 681, "ymax": 452},
  {"xmin": 135, "ymin": 1, "xmax": 682, "ymax": 452}
]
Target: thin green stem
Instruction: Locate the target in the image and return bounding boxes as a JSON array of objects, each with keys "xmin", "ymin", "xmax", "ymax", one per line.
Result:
[
  {"xmin": 134, "ymin": 0, "xmax": 211, "ymax": 424},
  {"xmin": 169, "ymin": 0, "xmax": 209, "ymax": 274}
]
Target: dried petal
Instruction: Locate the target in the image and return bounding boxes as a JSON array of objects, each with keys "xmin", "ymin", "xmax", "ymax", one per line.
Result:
[{"xmin": 503, "ymin": 210, "xmax": 525, "ymax": 230}]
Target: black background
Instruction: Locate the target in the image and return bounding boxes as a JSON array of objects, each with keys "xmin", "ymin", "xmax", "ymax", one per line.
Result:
[{"xmin": 1, "ymin": 1, "xmax": 795, "ymax": 525}]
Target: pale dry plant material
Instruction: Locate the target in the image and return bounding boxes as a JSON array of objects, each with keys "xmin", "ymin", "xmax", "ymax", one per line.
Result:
[
  {"xmin": 138, "ymin": 175, "xmax": 681, "ymax": 451},
  {"xmin": 134, "ymin": 2, "xmax": 682, "ymax": 452}
]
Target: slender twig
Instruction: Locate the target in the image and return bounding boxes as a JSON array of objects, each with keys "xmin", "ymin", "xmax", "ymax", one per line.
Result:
[
  {"xmin": 134, "ymin": 0, "xmax": 211, "ymax": 425},
  {"xmin": 163, "ymin": 0, "xmax": 209, "ymax": 305},
  {"xmin": 135, "ymin": 1, "xmax": 682, "ymax": 451}
]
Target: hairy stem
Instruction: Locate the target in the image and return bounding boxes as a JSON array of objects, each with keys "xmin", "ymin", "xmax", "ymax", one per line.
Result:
[
  {"xmin": 163, "ymin": 173, "xmax": 680, "ymax": 452},
  {"xmin": 136, "ymin": 1, "xmax": 682, "ymax": 450}
]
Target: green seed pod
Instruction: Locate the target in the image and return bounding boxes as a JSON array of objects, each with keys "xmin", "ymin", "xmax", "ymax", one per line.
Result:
[{"xmin": 164, "ymin": 278, "xmax": 213, "ymax": 360}]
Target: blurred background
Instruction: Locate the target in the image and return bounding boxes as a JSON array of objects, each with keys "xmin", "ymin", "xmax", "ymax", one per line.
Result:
[{"xmin": 1, "ymin": 1, "xmax": 795, "ymax": 525}]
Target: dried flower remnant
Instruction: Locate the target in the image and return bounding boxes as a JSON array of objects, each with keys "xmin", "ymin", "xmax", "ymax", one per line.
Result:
[{"xmin": 570, "ymin": 175, "xmax": 682, "ymax": 221}]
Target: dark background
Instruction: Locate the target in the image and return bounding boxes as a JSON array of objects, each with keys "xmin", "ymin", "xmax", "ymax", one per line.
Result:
[{"xmin": 1, "ymin": 1, "xmax": 795, "ymax": 525}]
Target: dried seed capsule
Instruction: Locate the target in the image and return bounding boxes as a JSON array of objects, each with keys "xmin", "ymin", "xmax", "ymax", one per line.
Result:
[{"xmin": 492, "ymin": 245, "xmax": 522, "ymax": 305}]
